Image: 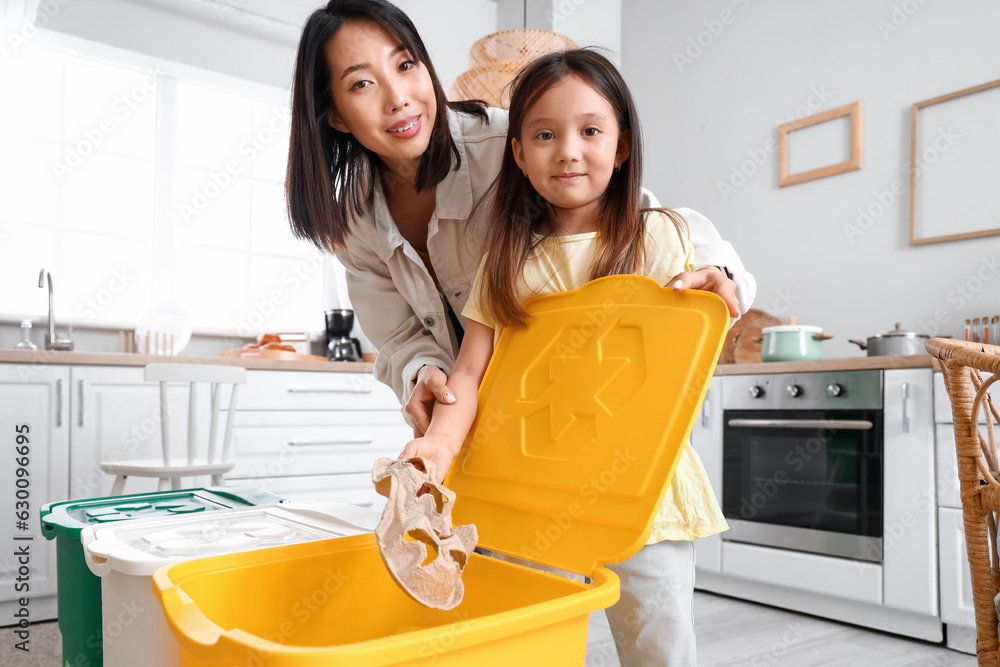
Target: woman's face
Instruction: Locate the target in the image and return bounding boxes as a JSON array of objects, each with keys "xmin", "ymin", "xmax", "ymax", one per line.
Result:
[
  {"xmin": 324, "ymin": 19, "xmax": 437, "ymax": 175},
  {"xmin": 512, "ymin": 75, "xmax": 629, "ymax": 215}
]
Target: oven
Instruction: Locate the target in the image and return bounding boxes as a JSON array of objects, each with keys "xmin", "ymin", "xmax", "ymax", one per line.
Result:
[{"xmin": 721, "ymin": 370, "xmax": 884, "ymax": 562}]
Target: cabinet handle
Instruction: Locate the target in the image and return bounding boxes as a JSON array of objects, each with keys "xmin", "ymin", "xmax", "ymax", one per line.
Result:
[
  {"xmin": 288, "ymin": 438, "xmax": 374, "ymax": 447},
  {"xmin": 56, "ymin": 379, "xmax": 63, "ymax": 428},
  {"xmin": 78, "ymin": 379, "xmax": 86, "ymax": 427},
  {"xmin": 286, "ymin": 387, "xmax": 373, "ymax": 394},
  {"xmin": 701, "ymin": 392, "xmax": 711, "ymax": 428},
  {"xmin": 901, "ymin": 382, "xmax": 910, "ymax": 433},
  {"xmin": 727, "ymin": 418, "xmax": 874, "ymax": 430}
]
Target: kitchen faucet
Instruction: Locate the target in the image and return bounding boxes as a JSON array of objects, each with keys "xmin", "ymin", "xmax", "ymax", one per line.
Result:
[{"xmin": 38, "ymin": 268, "xmax": 74, "ymax": 351}]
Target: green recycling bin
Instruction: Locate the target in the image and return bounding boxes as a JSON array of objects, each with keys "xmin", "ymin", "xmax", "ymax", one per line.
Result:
[{"xmin": 40, "ymin": 486, "xmax": 283, "ymax": 667}]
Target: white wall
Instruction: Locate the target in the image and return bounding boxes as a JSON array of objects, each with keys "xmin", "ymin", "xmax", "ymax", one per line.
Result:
[
  {"xmin": 497, "ymin": 0, "xmax": 622, "ymax": 59},
  {"xmin": 395, "ymin": 0, "xmax": 496, "ymax": 92},
  {"xmin": 21, "ymin": 0, "xmax": 496, "ymax": 92},
  {"xmin": 621, "ymin": 0, "xmax": 1000, "ymax": 357}
]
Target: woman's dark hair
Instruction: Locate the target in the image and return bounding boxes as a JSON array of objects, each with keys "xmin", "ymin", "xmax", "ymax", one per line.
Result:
[
  {"xmin": 477, "ymin": 48, "xmax": 685, "ymax": 328},
  {"xmin": 286, "ymin": 0, "xmax": 487, "ymax": 251}
]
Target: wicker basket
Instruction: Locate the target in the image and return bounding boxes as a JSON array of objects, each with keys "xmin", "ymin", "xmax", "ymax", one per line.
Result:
[
  {"xmin": 449, "ymin": 29, "xmax": 578, "ymax": 109},
  {"xmin": 927, "ymin": 337, "xmax": 1000, "ymax": 666},
  {"xmin": 468, "ymin": 28, "xmax": 578, "ymax": 69},
  {"xmin": 449, "ymin": 61, "xmax": 526, "ymax": 109}
]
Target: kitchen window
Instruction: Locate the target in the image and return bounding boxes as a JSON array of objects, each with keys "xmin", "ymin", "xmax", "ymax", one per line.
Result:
[{"xmin": 0, "ymin": 43, "xmax": 325, "ymax": 334}]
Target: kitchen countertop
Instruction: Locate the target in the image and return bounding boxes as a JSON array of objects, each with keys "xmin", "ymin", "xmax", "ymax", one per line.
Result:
[
  {"xmin": 0, "ymin": 350, "xmax": 374, "ymax": 373},
  {"xmin": 714, "ymin": 354, "xmax": 938, "ymax": 375},
  {"xmin": 0, "ymin": 351, "xmax": 939, "ymax": 375}
]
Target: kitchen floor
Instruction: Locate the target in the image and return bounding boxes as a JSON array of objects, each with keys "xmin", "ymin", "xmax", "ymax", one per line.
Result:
[
  {"xmin": 5, "ymin": 592, "xmax": 975, "ymax": 666},
  {"xmin": 585, "ymin": 591, "xmax": 975, "ymax": 666}
]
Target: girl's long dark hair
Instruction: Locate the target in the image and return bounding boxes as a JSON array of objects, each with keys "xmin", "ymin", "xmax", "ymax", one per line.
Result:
[
  {"xmin": 479, "ymin": 49, "xmax": 677, "ymax": 329},
  {"xmin": 285, "ymin": 0, "xmax": 487, "ymax": 251}
]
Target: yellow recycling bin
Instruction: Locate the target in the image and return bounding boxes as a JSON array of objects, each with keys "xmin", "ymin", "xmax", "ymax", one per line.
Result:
[{"xmin": 152, "ymin": 275, "xmax": 729, "ymax": 666}]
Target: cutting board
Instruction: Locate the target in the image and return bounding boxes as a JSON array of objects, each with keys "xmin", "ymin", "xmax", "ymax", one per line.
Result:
[{"xmin": 218, "ymin": 348, "xmax": 330, "ymax": 362}]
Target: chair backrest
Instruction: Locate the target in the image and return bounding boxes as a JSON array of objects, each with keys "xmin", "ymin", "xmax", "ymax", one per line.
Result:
[
  {"xmin": 926, "ymin": 338, "xmax": 1000, "ymax": 666},
  {"xmin": 143, "ymin": 363, "xmax": 247, "ymax": 468}
]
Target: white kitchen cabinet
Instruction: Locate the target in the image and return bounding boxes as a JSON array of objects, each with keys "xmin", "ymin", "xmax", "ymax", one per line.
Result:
[
  {"xmin": 933, "ymin": 371, "xmax": 993, "ymax": 654},
  {"xmin": 882, "ymin": 368, "xmax": 937, "ymax": 617},
  {"xmin": 938, "ymin": 507, "xmax": 976, "ymax": 627},
  {"xmin": 0, "ymin": 364, "xmax": 71, "ymax": 622},
  {"xmin": 70, "ymin": 365, "xmax": 210, "ymax": 498},
  {"xmin": 690, "ymin": 376, "xmax": 723, "ymax": 575},
  {"xmin": 224, "ymin": 370, "xmax": 408, "ymax": 509}
]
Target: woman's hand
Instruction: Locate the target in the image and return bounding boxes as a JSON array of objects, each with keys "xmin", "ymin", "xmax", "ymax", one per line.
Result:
[
  {"xmin": 669, "ymin": 266, "xmax": 740, "ymax": 317},
  {"xmin": 405, "ymin": 365, "xmax": 457, "ymax": 436},
  {"xmin": 398, "ymin": 434, "xmax": 460, "ymax": 484}
]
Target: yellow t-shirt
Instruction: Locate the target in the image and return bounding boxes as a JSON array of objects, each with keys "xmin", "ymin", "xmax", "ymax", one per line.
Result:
[{"xmin": 462, "ymin": 210, "xmax": 728, "ymax": 543}]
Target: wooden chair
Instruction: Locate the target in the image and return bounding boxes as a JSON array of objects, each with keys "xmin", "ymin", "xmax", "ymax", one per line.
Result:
[
  {"xmin": 100, "ymin": 363, "xmax": 246, "ymax": 494},
  {"xmin": 927, "ymin": 338, "xmax": 1000, "ymax": 666}
]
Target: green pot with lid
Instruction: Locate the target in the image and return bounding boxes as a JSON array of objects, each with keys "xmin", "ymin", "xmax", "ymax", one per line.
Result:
[{"xmin": 761, "ymin": 322, "xmax": 834, "ymax": 362}]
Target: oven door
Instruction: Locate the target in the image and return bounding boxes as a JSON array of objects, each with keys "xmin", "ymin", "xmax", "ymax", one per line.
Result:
[{"xmin": 722, "ymin": 409, "xmax": 883, "ymax": 562}]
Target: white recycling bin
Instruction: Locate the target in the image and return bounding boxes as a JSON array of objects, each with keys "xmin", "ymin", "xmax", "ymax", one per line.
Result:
[{"xmin": 81, "ymin": 501, "xmax": 378, "ymax": 667}]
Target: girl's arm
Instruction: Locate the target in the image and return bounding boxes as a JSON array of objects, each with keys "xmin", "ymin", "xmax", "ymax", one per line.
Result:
[{"xmin": 398, "ymin": 320, "xmax": 496, "ymax": 483}]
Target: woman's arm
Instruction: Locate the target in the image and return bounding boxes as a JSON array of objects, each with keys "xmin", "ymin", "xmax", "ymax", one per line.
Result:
[{"xmin": 398, "ymin": 321, "xmax": 495, "ymax": 483}]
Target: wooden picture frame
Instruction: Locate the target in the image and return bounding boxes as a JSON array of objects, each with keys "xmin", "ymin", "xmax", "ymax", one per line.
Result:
[
  {"xmin": 909, "ymin": 78, "xmax": 1000, "ymax": 245},
  {"xmin": 778, "ymin": 101, "xmax": 863, "ymax": 187}
]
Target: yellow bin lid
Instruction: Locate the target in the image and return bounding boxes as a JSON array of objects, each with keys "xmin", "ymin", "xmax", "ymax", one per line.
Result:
[{"xmin": 445, "ymin": 275, "xmax": 729, "ymax": 577}]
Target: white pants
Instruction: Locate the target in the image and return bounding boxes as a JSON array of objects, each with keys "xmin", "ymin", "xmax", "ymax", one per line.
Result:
[{"xmin": 604, "ymin": 540, "xmax": 697, "ymax": 667}]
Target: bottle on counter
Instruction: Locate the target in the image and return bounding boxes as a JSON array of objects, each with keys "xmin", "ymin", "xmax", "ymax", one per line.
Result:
[{"xmin": 14, "ymin": 319, "xmax": 38, "ymax": 351}]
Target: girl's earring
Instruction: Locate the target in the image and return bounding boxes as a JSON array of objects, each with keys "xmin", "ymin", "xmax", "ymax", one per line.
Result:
[
  {"xmin": 613, "ymin": 164, "xmax": 621, "ymax": 172},
  {"xmin": 523, "ymin": 170, "xmax": 529, "ymax": 178}
]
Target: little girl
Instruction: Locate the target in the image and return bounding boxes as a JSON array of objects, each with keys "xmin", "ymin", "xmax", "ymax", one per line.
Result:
[{"xmin": 399, "ymin": 49, "xmax": 729, "ymax": 666}]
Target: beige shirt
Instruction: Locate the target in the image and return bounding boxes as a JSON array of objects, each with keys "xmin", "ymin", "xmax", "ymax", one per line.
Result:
[
  {"xmin": 334, "ymin": 107, "xmax": 757, "ymax": 416},
  {"xmin": 462, "ymin": 210, "xmax": 728, "ymax": 542}
]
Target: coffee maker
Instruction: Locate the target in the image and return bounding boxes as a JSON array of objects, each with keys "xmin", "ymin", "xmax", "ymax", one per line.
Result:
[{"xmin": 324, "ymin": 309, "xmax": 363, "ymax": 362}]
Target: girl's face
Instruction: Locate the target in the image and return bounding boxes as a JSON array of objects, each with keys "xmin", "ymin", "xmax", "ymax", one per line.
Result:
[
  {"xmin": 512, "ymin": 75, "xmax": 630, "ymax": 218},
  {"xmin": 324, "ymin": 19, "xmax": 437, "ymax": 175}
]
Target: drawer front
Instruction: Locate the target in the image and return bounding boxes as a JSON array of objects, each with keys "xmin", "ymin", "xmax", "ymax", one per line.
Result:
[
  {"xmin": 237, "ymin": 370, "xmax": 400, "ymax": 411},
  {"xmin": 232, "ymin": 410, "xmax": 407, "ymax": 429},
  {"xmin": 935, "ymin": 371, "xmax": 995, "ymax": 425},
  {"xmin": 721, "ymin": 542, "xmax": 882, "ymax": 605},
  {"xmin": 938, "ymin": 507, "xmax": 976, "ymax": 627},
  {"xmin": 229, "ymin": 423, "xmax": 409, "ymax": 478},
  {"xmin": 224, "ymin": 472, "xmax": 386, "ymax": 511}
]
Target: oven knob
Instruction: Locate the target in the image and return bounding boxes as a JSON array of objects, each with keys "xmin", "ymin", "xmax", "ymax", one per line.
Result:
[
  {"xmin": 748, "ymin": 385, "xmax": 765, "ymax": 398},
  {"xmin": 786, "ymin": 384, "xmax": 802, "ymax": 398},
  {"xmin": 827, "ymin": 383, "xmax": 844, "ymax": 397}
]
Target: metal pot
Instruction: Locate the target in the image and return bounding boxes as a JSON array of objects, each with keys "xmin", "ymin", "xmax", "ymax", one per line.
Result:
[
  {"xmin": 760, "ymin": 325, "xmax": 834, "ymax": 362},
  {"xmin": 849, "ymin": 323, "xmax": 929, "ymax": 356}
]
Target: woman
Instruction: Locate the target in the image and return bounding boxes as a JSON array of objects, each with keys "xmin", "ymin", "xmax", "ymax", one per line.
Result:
[{"xmin": 286, "ymin": 0, "xmax": 755, "ymax": 434}]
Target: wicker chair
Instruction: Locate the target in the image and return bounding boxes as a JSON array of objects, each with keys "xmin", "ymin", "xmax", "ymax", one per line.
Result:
[{"xmin": 927, "ymin": 337, "xmax": 1000, "ymax": 666}]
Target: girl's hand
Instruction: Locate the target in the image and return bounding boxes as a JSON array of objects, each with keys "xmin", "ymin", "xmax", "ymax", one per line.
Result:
[
  {"xmin": 405, "ymin": 365, "xmax": 457, "ymax": 436},
  {"xmin": 669, "ymin": 267, "xmax": 740, "ymax": 317},
  {"xmin": 398, "ymin": 435, "xmax": 460, "ymax": 483}
]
